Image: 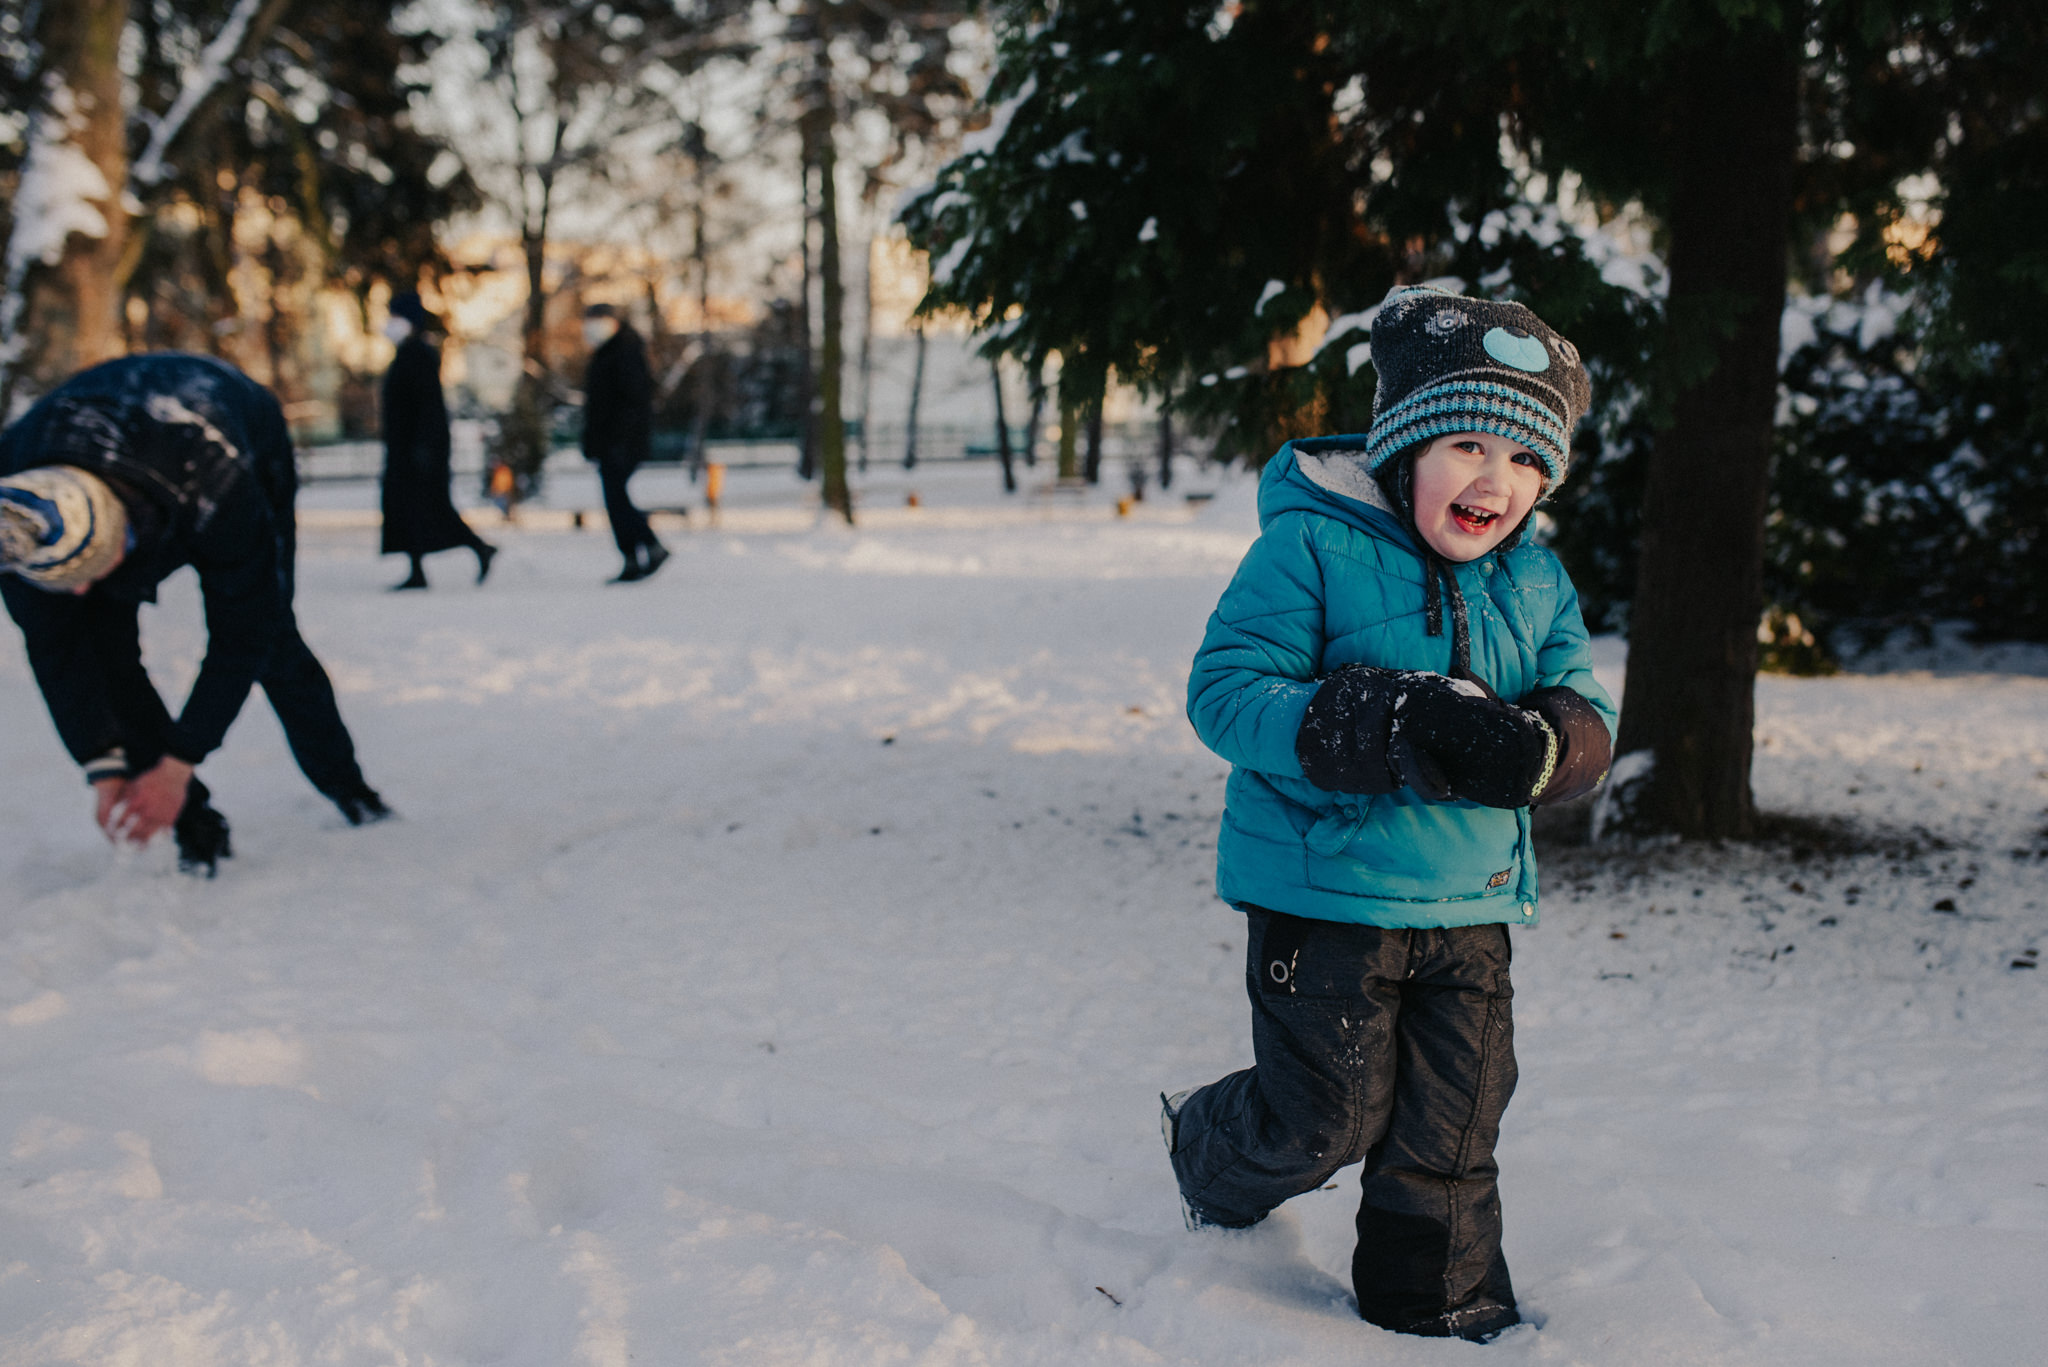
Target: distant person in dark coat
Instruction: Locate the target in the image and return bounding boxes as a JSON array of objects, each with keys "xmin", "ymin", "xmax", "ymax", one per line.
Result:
[
  {"xmin": 0, "ymin": 354, "xmax": 389, "ymax": 875},
  {"xmin": 381, "ymin": 291, "xmax": 495, "ymax": 591},
  {"xmin": 581, "ymin": 303, "xmax": 668, "ymax": 583}
]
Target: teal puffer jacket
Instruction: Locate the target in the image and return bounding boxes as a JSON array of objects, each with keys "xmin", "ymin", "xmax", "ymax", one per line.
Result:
[{"xmin": 1188, "ymin": 437, "xmax": 1617, "ymax": 928}]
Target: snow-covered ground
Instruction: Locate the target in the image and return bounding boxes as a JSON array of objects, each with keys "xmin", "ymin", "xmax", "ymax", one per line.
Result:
[{"xmin": 3, "ymin": 462, "xmax": 2044, "ymax": 1366}]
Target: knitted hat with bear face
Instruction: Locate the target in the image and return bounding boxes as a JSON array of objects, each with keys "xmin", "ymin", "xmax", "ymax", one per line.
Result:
[
  {"xmin": 1362, "ymin": 285, "xmax": 1592, "ymax": 486},
  {"xmin": 0, "ymin": 465, "xmax": 130, "ymax": 591}
]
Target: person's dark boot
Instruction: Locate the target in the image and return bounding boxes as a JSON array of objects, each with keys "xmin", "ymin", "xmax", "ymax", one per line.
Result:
[
  {"xmin": 391, "ymin": 564, "xmax": 428, "ymax": 591},
  {"xmin": 639, "ymin": 541, "xmax": 670, "ymax": 580},
  {"xmin": 474, "ymin": 542, "xmax": 497, "ymax": 584},
  {"xmin": 1376, "ymin": 1305, "xmax": 1522, "ymax": 1343},
  {"xmin": 173, "ymin": 778, "xmax": 232, "ymax": 877},
  {"xmin": 334, "ymin": 785, "xmax": 393, "ymax": 826},
  {"xmin": 607, "ymin": 560, "xmax": 647, "ymax": 584}
]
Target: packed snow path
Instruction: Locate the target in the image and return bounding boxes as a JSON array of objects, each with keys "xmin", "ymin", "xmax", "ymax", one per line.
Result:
[{"xmin": 3, "ymin": 466, "xmax": 2044, "ymax": 1365}]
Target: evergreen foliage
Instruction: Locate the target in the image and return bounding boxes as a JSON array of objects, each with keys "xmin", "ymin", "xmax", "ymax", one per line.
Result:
[{"xmin": 908, "ymin": 0, "xmax": 2048, "ymax": 649}]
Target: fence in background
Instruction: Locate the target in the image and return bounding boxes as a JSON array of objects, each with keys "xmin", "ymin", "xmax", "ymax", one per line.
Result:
[{"xmin": 297, "ymin": 421, "xmax": 1208, "ymax": 484}]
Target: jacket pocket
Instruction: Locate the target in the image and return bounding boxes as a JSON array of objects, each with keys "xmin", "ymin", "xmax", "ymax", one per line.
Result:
[
  {"xmin": 1304, "ymin": 797, "xmax": 1376, "ymax": 857},
  {"xmin": 1303, "ymin": 795, "xmax": 1521, "ymax": 903}
]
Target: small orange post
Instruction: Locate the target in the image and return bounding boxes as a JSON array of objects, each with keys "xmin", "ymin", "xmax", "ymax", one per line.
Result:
[
  {"xmin": 705, "ymin": 462, "xmax": 726, "ymax": 509},
  {"xmin": 488, "ymin": 462, "xmax": 516, "ymax": 516}
]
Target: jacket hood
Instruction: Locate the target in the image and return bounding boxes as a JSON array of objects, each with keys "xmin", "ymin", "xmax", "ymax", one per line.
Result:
[{"xmin": 1257, "ymin": 436, "xmax": 1418, "ymax": 552}]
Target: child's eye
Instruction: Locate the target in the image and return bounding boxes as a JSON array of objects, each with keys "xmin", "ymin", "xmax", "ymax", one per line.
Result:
[{"xmin": 1511, "ymin": 450, "xmax": 1538, "ymax": 467}]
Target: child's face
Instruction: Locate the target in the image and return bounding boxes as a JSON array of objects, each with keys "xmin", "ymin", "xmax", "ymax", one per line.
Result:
[{"xmin": 1408, "ymin": 431, "xmax": 1547, "ymax": 561}]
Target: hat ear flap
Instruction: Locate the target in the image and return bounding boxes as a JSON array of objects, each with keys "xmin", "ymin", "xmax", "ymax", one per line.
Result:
[{"xmin": 1372, "ymin": 442, "xmax": 1423, "ymax": 525}]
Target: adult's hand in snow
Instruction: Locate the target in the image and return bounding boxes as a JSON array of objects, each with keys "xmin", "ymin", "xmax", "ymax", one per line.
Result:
[
  {"xmin": 93, "ymin": 777, "xmax": 128, "ymax": 841},
  {"xmin": 111, "ymin": 757, "xmax": 195, "ymax": 844}
]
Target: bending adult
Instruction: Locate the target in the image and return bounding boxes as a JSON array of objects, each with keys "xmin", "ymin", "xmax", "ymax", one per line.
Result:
[
  {"xmin": 581, "ymin": 303, "xmax": 668, "ymax": 583},
  {"xmin": 381, "ymin": 291, "xmax": 495, "ymax": 590},
  {"xmin": 0, "ymin": 353, "xmax": 389, "ymax": 875}
]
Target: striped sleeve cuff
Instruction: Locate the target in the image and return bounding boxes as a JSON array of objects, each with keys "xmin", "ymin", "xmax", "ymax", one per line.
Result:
[{"xmin": 83, "ymin": 748, "xmax": 129, "ymax": 785}]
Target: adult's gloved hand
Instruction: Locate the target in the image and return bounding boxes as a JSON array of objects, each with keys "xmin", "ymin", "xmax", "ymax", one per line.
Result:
[{"xmin": 1393, "ymin": 676, "xmax": 1555, "ymax": 809}]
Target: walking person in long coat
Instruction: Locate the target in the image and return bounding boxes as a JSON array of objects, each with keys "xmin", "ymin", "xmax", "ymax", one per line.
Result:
[
  {"xmin": 581, "ymin": 303, "xmax": 668, "ymax": 583},
  {"xmin": 0, "ymin": 353, "xmax": 389, "ymax": 875},
  {"xmin": 381, "ymin": 292, "xmax": 496, "ymax": 590}
]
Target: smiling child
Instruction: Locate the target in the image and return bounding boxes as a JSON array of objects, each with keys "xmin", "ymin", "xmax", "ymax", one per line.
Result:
[{"xmin": 1163, "ymin": 285, "xmax": 1617, "ymax": 1341}]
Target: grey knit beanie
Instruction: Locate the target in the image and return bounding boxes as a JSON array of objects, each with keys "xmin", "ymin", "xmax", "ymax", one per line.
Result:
[{"xmin": 1362, "ymin": 285, "xmax": 1592, "ymax": 484}]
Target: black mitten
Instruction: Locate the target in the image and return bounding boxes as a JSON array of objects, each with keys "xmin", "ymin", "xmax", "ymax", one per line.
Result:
[
  {"xmin": 173, "ymin": 776, "xmax": 233, "ymax": 878},
  {"xmin": 1395, "ymin": 679, "xmax": 1553, "ymax": 809},
  {"xmin": 1521, "ymin": 685, "xmax": 1612, "ymax": 806},
  {"xmin": 1294, "ymin": 666, "xmax": 1405, "ymax": 793}
]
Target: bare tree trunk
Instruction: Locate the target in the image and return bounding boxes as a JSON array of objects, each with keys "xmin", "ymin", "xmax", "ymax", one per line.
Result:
[
  {"xmin": 1057, "ymin": 388, "xmax": 1078, "ymax": 481},
  {"xmin": 1157, "ymin": 390, "xmax": 1175, "ymax": 490},
  {"xmin": 903, "ymin": 321, "xmax": 926, "ymax": 469},
  {"xmin": 689, "ymin": 143, "xmax": 713, "ymax": 482},
  {"xmin": 808, "ymin": 96, "xmax": 851, "ymax": 524},
  {"xmin": 1612, "ymin": 25, "xmax": 1799, "ymax": 839},
  {"xmin": 501, "ymin": 209, "xmax": 554, "ymax": 495},
  {"xmin": 1, "ymin": 0, "xmax": 132, "ymax": 414},
  {"xmin": 260, "ymin": 236, "xmax": 295, "ymax": 399},
  {"xmin": 1024, "ymin": 362, "xmax": 1045, "ymax": 468},
  {"xmin": 990, "ymin": 358, "xmax": 1016, "ymax": 494},
  {"xmin": 857, "ymin": 231, "xmax": 874, "ymax": 474},
  {"xmin": 795, "ymin": 155, "xmax": 817, "ymax": 481},
  {"xmin": 1083, "ymin": 394, "xmax": 1104, "ymax": 484}
]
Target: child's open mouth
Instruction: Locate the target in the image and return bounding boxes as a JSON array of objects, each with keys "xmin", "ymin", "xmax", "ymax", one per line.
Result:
[{"xmin": 1451, "ymin": 503, "xmax": 1502, "ymax": 535}]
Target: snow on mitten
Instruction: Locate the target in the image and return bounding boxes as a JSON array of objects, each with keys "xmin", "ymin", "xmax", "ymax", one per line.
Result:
[
  {"xmin": 1395, "ymin": 677, "xmax": 1555, "ymax": 809},
  {"xmin": 1294, "ymin": 665, "xmax": 1406, "ymax": 794}
]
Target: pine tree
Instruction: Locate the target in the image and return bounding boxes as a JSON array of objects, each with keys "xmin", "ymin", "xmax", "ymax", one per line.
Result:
[{"xmin": 908, "ymin": 0, "xmax": 2040, "ymax": 839}]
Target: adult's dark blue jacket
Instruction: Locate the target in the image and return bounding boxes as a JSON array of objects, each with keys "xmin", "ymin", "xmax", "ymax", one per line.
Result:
[
  {"xmin": 0, "ymin": 353, "xmax": 299, "ymax": 768},
  {"xmin": 581, "ymin": 324, "xmax": 654, "ymax": 469}
]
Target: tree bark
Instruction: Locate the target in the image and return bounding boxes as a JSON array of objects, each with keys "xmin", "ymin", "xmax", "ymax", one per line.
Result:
[
  {"xmin": 857, "ymin": 232, "xmax": 874, "ymax": 474},
  {"xmin": 2, "ymin": 0, "xmax": 132, "ymax": 413},
  {"xmin": 1083, "ymin": 395, "xmax": 1104, "ymax": 484},
  {"xmin": 795, "ymin": 153, "xmax": 817, "ymax": 481},
  {"xmin": 500, "ymin": 208, "xmax": 553, "ymax": 492},
  {"xmin": 903, "ymin": 322, "xmax": 926, "ymax": 469},
  {"xmin": 1612, "ymin": 23, "xmax": 1799, "ymax": 839},
  {"xmin": 1023, "ymin": 363, "xmax": 1045, "ymax": 468},
  {"xmin": 1057, "ymin": 387, "xmax": 1078, "ymax": 480},
  {"xmin": 689, "ymin": 138, "xmax": 713, "ymax": 481},
  {"xmin": 1157, "ymin": 392, "xmax": 1175, "ymax": 490},
  {"xmin": 991, "ymin": 358, "xmax": 1016, "ymax": 493},
  {"xmin": 810, "ymin": 98, "xmax": 851, "ymax": 524}
]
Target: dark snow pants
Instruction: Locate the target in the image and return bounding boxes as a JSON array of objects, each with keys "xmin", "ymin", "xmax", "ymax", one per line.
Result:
[
  {"xmin": 598, "ymin": 456, "xmax": 658, "ymax": 564},
  {"xmin": 1169, "ymin": 908, "xmax": 1519, "ymax": 1341},
  {"xmin": 91, "ymin": 595, "xmax": 367, "ymax": 804}
]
